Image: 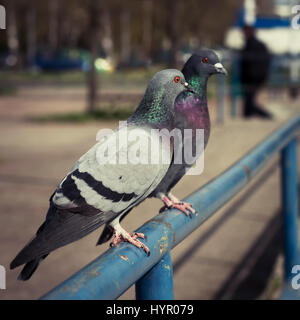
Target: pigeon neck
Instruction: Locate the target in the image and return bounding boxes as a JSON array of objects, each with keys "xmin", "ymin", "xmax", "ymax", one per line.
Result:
[
  {"xmin": 131, "ymin": 88, "xmax": 174, "ymax": 128},
  {"xmin": 185, "ymin": 75, "xmax": 208, "ymax": 102}
]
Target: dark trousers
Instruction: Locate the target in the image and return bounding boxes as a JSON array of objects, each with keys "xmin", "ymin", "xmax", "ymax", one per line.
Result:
[
  {"xmin": 243, "ymin": 84, "xmax": 259, "ymax": 116},
  {"xmin": 243, "ymin": 84, "xmax": 270, "ymax": 118}
]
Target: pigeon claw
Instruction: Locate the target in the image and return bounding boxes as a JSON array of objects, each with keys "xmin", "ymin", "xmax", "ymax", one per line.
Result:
[
  {"xmin": 110, "ymin": 229, "xmax": 150, "ymax": 256},
  {"xmin": 178, "ymin": 202, "xmax": 195, "ymax": 215},
  {"xmin": 161, "ymin": 195, "xmax": 195, "ymax": 217},
  {"xmin": 131, "ymin": 232, "xmax": 146, "ymax": 240},
  {"xmin": 172, "ymin": 202, "xmax": 193, "ymax": 217}
]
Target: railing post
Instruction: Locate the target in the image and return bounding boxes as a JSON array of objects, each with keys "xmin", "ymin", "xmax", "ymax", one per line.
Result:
[
  {"xmin": 135, "ymin": 251, "xmax": 174, "ymax": 300},
  {"xmin": 216, "ymin": 74, "xmax": 225, "ymax": 124},
  {"xmin": 281, "ymin": 138, "xmax": 300, "ymax": 280},
  {"xmin": 230, "ymin": 52, "xmax": 240, "ymax": 118}
]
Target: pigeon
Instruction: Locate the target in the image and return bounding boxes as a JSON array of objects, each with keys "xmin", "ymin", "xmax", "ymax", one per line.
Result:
[
  {"xmin": 10, "ymin": 69, "xmax": 191, "ymax": 280},
  {"xmin": 154, "ymin": 50, "xmax": 227, "ymax": 212},
  {"xmin": 97, "ymin": 50, "xmax": 227, "ymax": 244}
]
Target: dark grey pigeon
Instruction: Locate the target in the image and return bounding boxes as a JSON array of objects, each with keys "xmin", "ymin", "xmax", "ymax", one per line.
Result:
[
  {"xmin": 97, "ymin": 50, "xmax": 227, "ymax": 244},
  {"xmin": 153, "ymin": 50, "xmax": 227, "ymax": 212},
  {"xmin": 10, "ymin": 69, "xmax": 190, "ymax": 280}
]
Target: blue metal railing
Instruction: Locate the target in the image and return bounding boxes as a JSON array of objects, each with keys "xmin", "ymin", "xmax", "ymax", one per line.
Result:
[{"xmin": 41, "ymin": 114, "xmax": 300, "ymax": 300}]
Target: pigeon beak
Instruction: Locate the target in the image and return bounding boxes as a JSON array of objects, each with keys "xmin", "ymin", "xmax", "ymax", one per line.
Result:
[
  {"xmin": 184, "ymin": 82, "xmax": 195, "ymax": 94},
  {"xmin": 214, "ymin": 63, "xmax": 227, "ymax": 75}
]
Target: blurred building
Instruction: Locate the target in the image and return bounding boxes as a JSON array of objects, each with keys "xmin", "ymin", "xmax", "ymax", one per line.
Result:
[
  {"xmin": 225, "ymin": 0, "xmax": 300, "ymax": 101},
  {"xmin": 225, "ymin": 0, "xmax": 300, "ymax": 55}
]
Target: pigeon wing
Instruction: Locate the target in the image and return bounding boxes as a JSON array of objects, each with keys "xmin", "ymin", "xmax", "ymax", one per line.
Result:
[{"xmin": 53, "ymin": 125, "xmax": 172, "ymax": 214}]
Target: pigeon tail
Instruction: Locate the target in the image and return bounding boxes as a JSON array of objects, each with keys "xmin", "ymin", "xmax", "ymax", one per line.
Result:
[
  {"xmin": 96, "ymin": 225, "xmax": 114, "ymax": 245},
  {"xmin": 17, "ymin": 255, "xmax": 48, "ymax": 281}
]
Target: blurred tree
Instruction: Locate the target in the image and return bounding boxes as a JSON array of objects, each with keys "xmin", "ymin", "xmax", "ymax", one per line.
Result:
[
  {"xmin": 26, "ymin": 0, "xmax": 37, "ymax": 66},
  {"xmin": 64, "ymin": 0, "xmax": 88, "ymax": 48},
  {"xmin": 120, "ymin": 7, "xmax": 131, "ymax": 64},
  {"xmin": 0, "ymin": 0, "xmax": 241, "ymax": 67},
  {"xmin": 87, "ymin": 0, "xmax": 102, "ymax": 113},
  {"xmin": 48, "ymin": 0, "xmax": 59, "ymax": 54},
  {"xmin": 6, "ymin": 0, "xmax": 19, "ymax": 67},
  {"xmin": 165, "ymin": 0, "xmax": 182, "ymax": 68},
  {"xmin": 0, "ymin": 0, "xmax": 242, "ymax": 115},
  {"xmin": 100, "ymin": 5, "xmax": 114, "ymax": 58},
  {"xmin": 142, "ymin": 0, "xmax": 152, "ymax": 62}
]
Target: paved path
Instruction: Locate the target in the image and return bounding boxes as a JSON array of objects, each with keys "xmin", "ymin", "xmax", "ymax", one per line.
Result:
[{"xmin": 0, "ymin": 86, "xmax": 299, "ymax": 299}]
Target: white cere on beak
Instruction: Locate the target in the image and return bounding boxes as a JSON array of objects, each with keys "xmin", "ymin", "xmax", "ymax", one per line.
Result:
[
  {"xmin": 214, "ymin": 62, "xmax": 227, "ymax": 75},
  {"xmin": 214, "ymin": 63, "xmax": 223, "ymax": 69},
  {"xmin": 184, "ymin": 82, "xmax": 189, "ymax": 87}
]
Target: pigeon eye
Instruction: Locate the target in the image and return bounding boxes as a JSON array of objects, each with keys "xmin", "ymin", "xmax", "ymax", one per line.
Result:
[
  {"xmin": 174, "ymin": 76, "xmax": 181, "ymax": 83},
  {"xmin": 202, "ymin": 57, "xmax": 208, "ymax": 63}
]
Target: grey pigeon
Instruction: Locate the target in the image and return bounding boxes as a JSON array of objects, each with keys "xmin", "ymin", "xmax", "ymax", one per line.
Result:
[
  {"xmin": 10, "ymin": 69, "xmax": 190, "ymax": 280},
  {"xmin": 97, "ymin": 50, "xmax": 227, "ymax": 244}
]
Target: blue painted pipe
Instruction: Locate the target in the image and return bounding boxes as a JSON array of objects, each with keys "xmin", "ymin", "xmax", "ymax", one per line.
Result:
[
  {"xmin": 135, "ymin": 251, "xmax": 174, "ymax": 300},
  {"xmin": 281, "ymin": 138, "xmax": 300, "ymax": 280},
  {"xmin": 41, "ymin": 114, "xmax": 300, "ymax": 300}
]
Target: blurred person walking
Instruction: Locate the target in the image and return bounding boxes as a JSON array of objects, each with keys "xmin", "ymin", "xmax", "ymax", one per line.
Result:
[{"xmin": 241, "ymin": 25, "xmax": 272, "ymax": 119}]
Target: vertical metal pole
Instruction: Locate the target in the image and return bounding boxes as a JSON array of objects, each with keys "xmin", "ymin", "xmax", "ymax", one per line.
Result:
[
  {"xmin": 216, "ymin": 74, "xmax": 225, "ymax": 124},
  {"xmin": 231, "ymin": 95, "xmax": 237, "ymax": 118},
  {"xmin": 281, "ymin": 138, "xmax": 299, "ymax": 280},
  {"xmin": 230, "ymin": 53, "xmax": 240, "ymax": 118},
  {"xmin": 135, "ymin": 251, "xmax": 174, "ymax": 300}
]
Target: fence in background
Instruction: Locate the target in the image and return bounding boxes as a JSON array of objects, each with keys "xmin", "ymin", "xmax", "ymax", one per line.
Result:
[{"xmin": 41, "ymin": 114, "xmax": 300, "ymax": 300}]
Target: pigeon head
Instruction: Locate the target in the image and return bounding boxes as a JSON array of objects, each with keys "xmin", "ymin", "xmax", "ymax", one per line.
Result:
[
  {"xmin": 183, "ymin": 50, "xmax": 227, "ymax": 78},
  {"xmin": 146, "ymin": 69, "xmax": 191, "ymax": 99},
  {"xmin": 131, "ymin": 69, "xmax": 191, "ymax": 126},
  {"xmin": 181, "ymin": 50, "xmax": 227, "ymax": 96}
]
